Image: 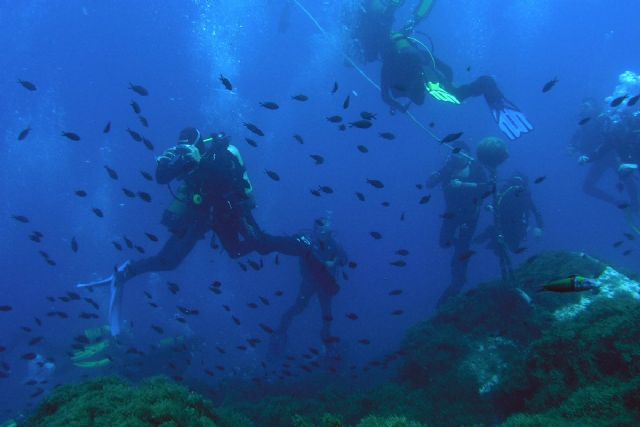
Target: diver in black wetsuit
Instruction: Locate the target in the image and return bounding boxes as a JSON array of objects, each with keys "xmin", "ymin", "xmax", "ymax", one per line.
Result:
[
  {"xmin": 570, "ymin": 98, "xmax": 640, "ymax": 214},
  {"xmin": 77, "ymin": 128, "xmax": 336, "ymax": 336},
  {"xmin": 428, "ymin": 137, "xmax": 509, "ymax": 307},
  {"xmin": 476, "ymin": 172, "xmax": 544, "ymax": 255},
  {"xmin": 268, "ymin": 217, "xmax": 347, "ymax": 359},
  {"xmin": 380, "ymin": 32, "xmax": 533, "ymax": 140}
]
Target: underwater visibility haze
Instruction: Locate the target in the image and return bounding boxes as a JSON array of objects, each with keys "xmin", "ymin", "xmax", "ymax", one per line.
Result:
[{"xmin": 2, "ymin": 1, "xmax": 640, "ymax": 426}]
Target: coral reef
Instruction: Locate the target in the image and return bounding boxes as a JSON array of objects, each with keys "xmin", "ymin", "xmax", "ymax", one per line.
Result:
[
  {"xmin": 23, "ymin": 252, "xmax": 640, "ymax": 426},
  {"xmin": 23, "ymin": 376, "xmax": 252, "ymax": 427}
]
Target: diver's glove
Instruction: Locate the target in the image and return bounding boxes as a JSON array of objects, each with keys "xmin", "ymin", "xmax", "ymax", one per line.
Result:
[
  {"xmin": 490, "ymin": 98, "xmax": 533, "ymax": 140},
  {"xmin": 533, "ymin": 227, "xmax": 544, "ymax": 239},
  {"xmin": 426, "ymin": 82, "xmax": 460, "ymax": 105},
  {"xmin": 578, "ymin": 155, "xmax": 590, "ymax": 165}
]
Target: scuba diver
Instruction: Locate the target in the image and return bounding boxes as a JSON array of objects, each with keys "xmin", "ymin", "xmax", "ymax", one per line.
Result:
[
  {"xmin": 427, "ymin": 137, "xmax": 509, "ymax": 307},
  {"xmin": 352, "ymin": 0, "xmax": 436, "ymax": 63},
  {"xmin": 475, "ymin": 172, "xmax": 544, "ymax": 281},
  {"xmin": 268, "ymin": 216, "xmax": 347, "ymax": 359},
  {"xmin": 77, "ymin": 128, "xmax": 337, "ymax": 336},
  {"xmin": 380, "ymin": 32, "xmax": 533, "ymax": 140}
]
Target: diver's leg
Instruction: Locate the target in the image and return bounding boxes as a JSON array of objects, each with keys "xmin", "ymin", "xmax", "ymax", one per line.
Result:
[
  {"xmin": 437, "ymin": 216, "xmax": 478, "ymax": 307},
  {"xmin": 269, "ymin": 280, "xmax": 314, "ymax": 358},
  {"xmin": 438, "ymin": 218, "xmax": 458, "ymax": 248},
  {"xmin": 318, "ymin": 292, "xmax": 333, "ymax": 343},
  {"xmin": 582, "ymin": 160, "xmax": 618, "ymax": 206},
  {"xmin": 453, "ymin": 75, "xmax": 503, "ymax": 105}
]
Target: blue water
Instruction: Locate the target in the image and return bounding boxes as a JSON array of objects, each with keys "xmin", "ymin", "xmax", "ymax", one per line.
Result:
[{"xmin": 1, "ymin": 0, "xmax": 639, "ymax": 420}]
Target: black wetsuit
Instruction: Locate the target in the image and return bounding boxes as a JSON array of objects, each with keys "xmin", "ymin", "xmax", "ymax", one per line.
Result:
[
  {"xmin": 428, "ymin": 154, "xmax": 489, "ymax": 306},
  {"xmin": 380, "ymin": 34, "xmax": 504, "ymax": 112},
  {"xmin": 127, "ymin": 137, "xmax": 323, "ymax": 280},
  {"xmin": 272, "ymin": 229, "xmax": 346, "ymax": 353},
  {"xmin": 476, "ymin": 177, "xmax": 544, "ymax": 254}
]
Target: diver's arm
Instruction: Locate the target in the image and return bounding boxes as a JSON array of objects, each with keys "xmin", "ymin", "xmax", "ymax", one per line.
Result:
[
  {"xmin": 403, "ymin": 0, "xmax": 435, "ymax": 33},
  {"xmin": 155, "ymin": 144, "xmax": 200, "ymax": 184},
  {"xmin": 380, "ymin": 69, "xmax": 406, "ymax": 112}
]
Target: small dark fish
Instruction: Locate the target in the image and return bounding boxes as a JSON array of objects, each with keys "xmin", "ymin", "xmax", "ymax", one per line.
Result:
[
  {"xmin": 238, "ymin": 262, "xmax": 248, "ymax": 272},
  {"xmin": 309, "ymin": 154, "xmax": 324, "ymax": 165},
  {"xmin": 126, "ymin": 128, "xmax": 142, "ymax": 142},
  {"xmin": 613, "ymin": 240, "xmax": 624, "ymax": 248},
  {"xmin": 122, "ymin": 188, "xmax": 136, "ymax": 198},
  {"xmin": 343, "ymin": 95, "xmax": 350, "ymax": 109},
  {"xmin": 92, "ymin": 208, "xmax": 104, "ymax": 218},
  {"xmin": 129, "ymin": 83, "xmax": 149, "ymax": 96},
  {"xmin": 320, "ymin": 186, "xmax": 333, "ymax": 194},
  {"xmin": 246, "ymin": 302, "xmax": 258, "ymax": 309},
  {"xmin": 137, "ymin": 191, "xmax": 152, "ymax": 202},
  {"xmin": 34, "ymin": 317, "xmax": 42, "ymax": 326},
  {"xmin": 355, "ymin": 192, "xmax": 365, "ymax": 201},
  {"xmin": 12, "ymin": 215, "xmax": 29, "ymax": 223},
  {"xmin": 331, "ymin": 81, "xmax": 338, "ymax": 94},
  {"xmin": 103, "ymin": 121, "xmax": 111, "ymax": 133},
  {"xmin": 21, "ymin": 353, "xmax": 37, "ymax": 360},
  {"xmin": 348, "ymin": 261, "xmax": 358, "ymax": 269},
  {"xmin": 45, "ymin": 259, "xmax": 56, "ymax": 266},
  {"xmin": 245, "ymin": 138, "xmax": 258, "ymax": 148},
  {"xmin": 177, "ymin": 306, "xmax": 199, "ymax": 316},
  {"xmin": 627, "ymin": 94, "xmax": 639, "ymax": 107},
  {"xmin": 293, "ymin": 134, "xmax": 304, "ymax": 144},
  {"xmin": 257, "ymin": 323, "xmax": 274, "ymax": 334},
  {"xmin": 534, "ymin": 176, "xmax": 546, "ymax": 184},
  {"xmin": 265, "ymin": 170, "xmax": 280, "ymax": 181},
  {"xmin": 232, "ymin": 316, "xmax": 241, "ymax": 326},
  {"xmin": 140, "ymin": 171, "xmax": 153, "ymax": 181},
  {"xmin": 429, "ymin": 122, "xmax": 435, "ymax": 128},
  {"xmin": 389, "ymin": 289, "xmax": 403, "ymax": 296},
  {"xmin": 151, "ymin": 325, "xmax": 164, "ymax": 334},
  {"xmin": 18, "ymin": 79, "xmax": 37, "ymax": 91},
  {"xmin": 275, "ymin": 290, "xmax": 284, "ymax": 296},
  {"xmin": 75, "ymin": 190, "xmax": 87, "ymax": 197},
  {"xmin": 610, "ymin": 95, "xmax": 627, "ymax": 108},
  {"xmin": 379, "ymin": 132, "xmax": 395, "ymax": 140},
  {"xmin": 139, "ymin": 116, "xmax": 149, "ymax": 128},
  {"xmin": 618, "ymin": 202, "xmax": 631, "ymax": 210},
  {"xmin": 390, "ymin": 260, "xmax": 406, "ymax": 267},
  {"xmin": 370, "ymin": 231, "xmax": 382, "ymax": 240},
  {"xmin": 349, "ymin": 120, "xmax": 372, "ymax": 129},
  {"xmin": 260, "ymin": 101, "xmax": 279, "ymax": 110},
  {"xmin": 18, "ymin": 127, "xmax": 31, "ymax": 141},
  {"xmin": 243, "ymin": 122, "xmax": 264, "ymax": 136},
  {"xmin": 357, "ymin": 145, "xmax": 369, "ymax": 153},
  {"xmin": 130, "ymin": 101, "xmax": 141, "ymax": 114},
  {"xmin": 452, "ymin": 147, "xmax": 462, "ymax": 154},
  {"xmin": 112, "ymin": 241, "xmax": 123, "ymax": 251},
  {"xmin": 440, "ymin": 212, "xmax": 456, "ymax": 220},
  {"xmin": 71, "ymin": 237, "xmax": 78, "ymax": 253},
  {"xmin": 142, "ymin": 137, "xmax": 155, "ymax": 151},
  {"xmin": 346, "ymin": 312, "xmax": 359, "ymax": 320},
  {"xmin": 358, "ymin": 339, "xmax": 371, "ymax": 345},
  {"xmin": 623, "ymin": 232, "xmax": 635, "ymax": 241},
  {"xmin": 222, "ymin": 304, "xmax": 231, "ymax": 312},
  {"xmin": 366, "ymin": 179, "xmax": 384, "ymax": 189},
  {"xmin": 123, "ymin": 236, "xmax": 134, "ymax": 248},
  {"xmin": 145, "ymin": 232, "xmax": 158, "ymax": 242},
  {"xmin": 542, "ymin": 78, "xmax": 558, "ymax": 93},
  {"xmin": 291, "ymin": 94, "xmax": 308, "ymax": 101},
  {"xmin": 578, "ymin": 117, "xmax": 591, "ymax": 126},
  {"xmin": 623, "ymin": 249, "xmax": 633, "ymax": 256},
  {"xmin": 360, "ymin": 111, "xmax": 377, "ymax": 120},
  {"xmin": 259, "ymin": 296, "xmax": 270, "ymax": 306},
  {"xmin": 247, "ymin": 259, "xmax": 261, "ymax": 271},
  {"xmin": 395, "ymin": 249, "xmax": 409, "ymax": 256},
  {"xmin": 61, "ymin": 131, "xmax": 80, "ymax": 141},
  {"xmin": 513, "ymin": 247, "xmax": 527, "ymax": 254},
  {"xmin": 338, "ymin": 124, "xmax": 347, "ymax": 131},
  {"xmin": 167, "ymin": 282, "xmax": 180, "ymax": 295},
  {"xmin": 459, "ymin": 250, "xmax": 477, "ymax": 261},
  {"xmin": 327, "ymin": 115, "xmax": 342, "ymax": 123},
  {"xmin": 104, "ymin": 165, "xmax": 119, "ymax": 180},
  {"xmin": 391, "ymin": 309, "xmax": 404, "ymax": 316},
  {"xmin": 419, "ymin": 195, "xmax": 431, "ymax": 204},
  {"xmin": 441, "ymin": 132, "xmax": 463, "ymax": 144},
  {"xmin": 149, "ymin": 302, "xmax": 158, "ymax": 308},
  {"xmin": 0, "ymin": 305, "xmax": 12, "ymax": 312},
  {"xmin": 466, "ymin": 65, "xmax": 472, "ymax": 72},
  {"xmin": 219, "ymin": 75, "xmax": 233, "ymax": 91},
  {"xmin": 134, "ymin": 245, "xmax": 145, "ymax": 254},
  {"xmin": 310, "ymin": 189, "xmax": 321, "ymax": 197}
]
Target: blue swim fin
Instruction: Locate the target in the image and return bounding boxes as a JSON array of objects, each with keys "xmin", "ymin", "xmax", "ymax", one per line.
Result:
[{"xmin": 491, "ymin": 99, "xmax": 533, "ymax": 140}]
